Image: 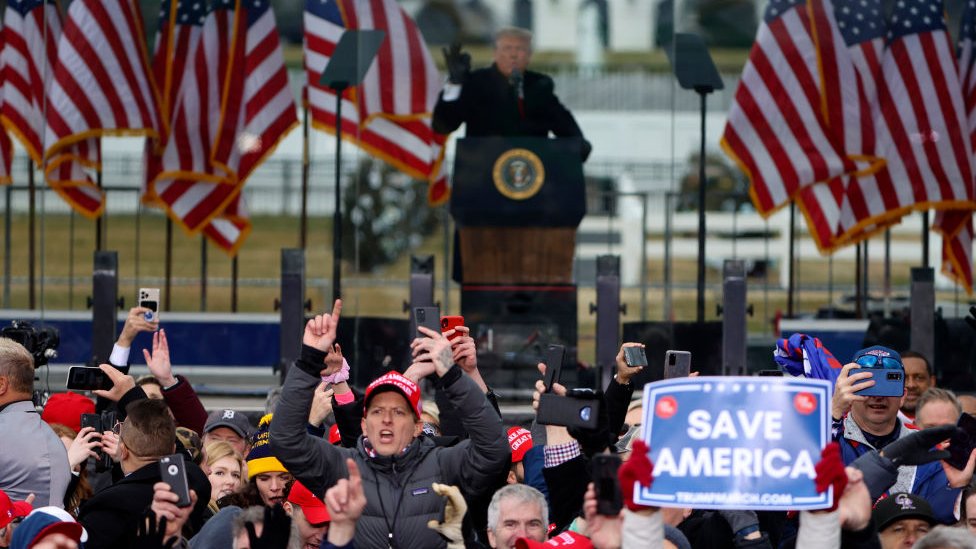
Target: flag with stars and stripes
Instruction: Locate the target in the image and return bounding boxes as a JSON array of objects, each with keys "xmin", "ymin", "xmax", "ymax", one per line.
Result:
[
  {"xmin": 142, "ymin": 0, "xmax": 208, "ymax": 205},
  {"xmin": 2, "ymin": 0, "xmax": 101, "ymax": 206},
  {"xmin": 876, "ymin": 0, "xmax": 974, "ymax": 225},
  {"xmin": 721, "ymin": 0, "xmax": 859, "ymax": 220},
  {"xmin": 1, "ymin": 0, "xmax": 62, "ymax": 171},
  {"xmin": 305, "ymin": 0, "xmax": 450, "ymax": 205},
  {"xmin": 942, "ymin": 0, "xmax": 976, "ymax": 293},
  {"xmin": 42, "ymin": 0, "xmax": 160, "ymax": 218},
  {"xmin": 0, "ymin": 23, "xmax": 14, "ymax": 185},
  {"xmin": 151, "ymin": 0, "xmax": 295, "ymax": 255},
  {"xmin": 795, "ymin": 0, "xmax": 907, "ymax": 252}
]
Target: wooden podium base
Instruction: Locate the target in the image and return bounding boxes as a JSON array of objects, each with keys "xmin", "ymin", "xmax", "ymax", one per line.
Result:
[{"xmin": 458, "ymin": 227, "xmax": 575, "ymax": 284}]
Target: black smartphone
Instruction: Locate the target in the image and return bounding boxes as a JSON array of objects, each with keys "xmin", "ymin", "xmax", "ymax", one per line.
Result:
[
  {"xmin": 413, "ymin": 306, "xmax": 441, "ymax": 335},
  {"xmin": 592, "ymin": 454, "xmax": 623, "ymax": 516},
  {"xmin": 623, "ymin": 346, "xmax": 648, "ymax": 367},
  {"xmin": 663, "ymin": 350, "xmax": 691, "ymax": 379},
  {"xmin": 946, "ymin": 413, "xmax": 976, "ymax": 470},
  {"xmin": 80, "ymin": 413, "xmax": 106, "ymax": 467},
  {"xmin": 66, "ymin": 366, "xmax": 113, "ymax": 391},
  {"xmin": 160, "ymin": 454, "xmax": 192, "ymax": 507},
  {"xmin": 537, "ymin": 391, "xmax": 600, "ymax": 429},
  {"xmin": 543, "ymin": 345, "xmax": 565, "ymax": 392},
  {"xmin": 80, "ymin": 413, "xmax": 102, "ymax": 435}
]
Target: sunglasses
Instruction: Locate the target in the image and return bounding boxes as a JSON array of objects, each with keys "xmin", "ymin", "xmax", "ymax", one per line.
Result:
[{"xmin": 855, "ymin": 354, "xmax": 902, "ymax": 370}]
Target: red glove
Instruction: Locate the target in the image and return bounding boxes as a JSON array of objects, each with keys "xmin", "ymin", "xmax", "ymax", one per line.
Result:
[
  {"xmin": 814, "ymin": 442, "xmax": 848, "ymax": 511},
  {"xmin": 618, "ymin": 439, "xmax": 654, "ymax": 511}
]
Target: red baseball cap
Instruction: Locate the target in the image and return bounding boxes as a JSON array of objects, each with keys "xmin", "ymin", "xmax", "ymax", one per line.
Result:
[
  {"xmin": 328, "ymin": 424, "xmax": 341, "ymax": 445},
  {"xmin": 287, "ymin": 481, "xmax": 330, "ymax": 524},
  {"xmin": 516, "ymin": 532, "xmax": 594, "ymax": 549},
  {"xmin": 508, "ymin": 427, "xmax": 533, "ymax": 463},
  {"xmin": 364, "ymin": 372, "xmax": 422, "ymax": 419},
  {"xmin": 0, "ymin": 490, "xmax": 31, "ymax": 529},
  {"xmin": 41, "ymin": 392, "xmax": 95, "ymax": 433}
]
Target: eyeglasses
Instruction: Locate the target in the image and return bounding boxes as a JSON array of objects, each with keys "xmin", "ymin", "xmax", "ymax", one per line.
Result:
[{"xmin": 855, "ymin": 354, "xmax": 902, "ymax": 370}]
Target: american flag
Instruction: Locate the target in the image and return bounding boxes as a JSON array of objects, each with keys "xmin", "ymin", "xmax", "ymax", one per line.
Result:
[
  {"xmin": 43, "ymin": 0, "xmax": 160, "ymax": 218},
  {"xmin": 944, "ymin": 0, "xmax": 976, "ymax": 293},
  {"xmin": 796, "ymin": 0, "xmax": 907, "ymax": 251},
  {"xmin": 152, "ymin": 0, "xmax": 295, "ymax": 254},
  {"xmin": 1, "ymin": 0, "xmax": 60, "ymax": 168},
  {"xmin": 143, "ymin": 0, "xmax": 207, "ymax": 204},
  {"xmin": 876, "ymin": 0, "xmax": 973, "ymax": 215},
  {"xmin": 305, "ymin": 0, "xmax": 449, "ymax": 205},
  {"xmin": 0, "ymin": 24, "xmax": 13, "ymax": 185},
  {"xmin": 721, "ymin": 0, "xmax": 858, "ymax": 218}
]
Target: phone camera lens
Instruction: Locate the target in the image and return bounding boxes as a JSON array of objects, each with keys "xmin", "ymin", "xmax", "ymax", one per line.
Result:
[{"xmin": 579, "ymin": 406, "xmax": 592, "ymax": 421}]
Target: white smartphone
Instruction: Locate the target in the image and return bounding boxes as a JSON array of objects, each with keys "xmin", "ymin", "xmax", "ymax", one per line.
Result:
[{"xmin": 139, "ymin": 288, "xmax": 160, "ymax": 322}]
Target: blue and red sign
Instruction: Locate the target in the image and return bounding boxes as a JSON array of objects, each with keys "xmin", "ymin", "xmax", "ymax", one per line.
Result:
[{"xmin": 635, "ymin": 376, "xmax": 833, "ymax": 510}]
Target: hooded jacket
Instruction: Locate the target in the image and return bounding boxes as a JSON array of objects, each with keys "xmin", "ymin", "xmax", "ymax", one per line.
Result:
[{"xmin": 269, "ymin": 345, "xmax": 510, "ymax": 549}]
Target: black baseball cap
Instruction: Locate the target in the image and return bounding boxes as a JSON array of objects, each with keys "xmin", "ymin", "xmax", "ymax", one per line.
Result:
[{"xmin": 873, "ymin": 493, "xmax": 936, "ymax": 531}]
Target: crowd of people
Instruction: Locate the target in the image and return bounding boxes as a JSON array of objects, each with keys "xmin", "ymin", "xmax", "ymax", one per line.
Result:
[{"xmin": 2, "ymin": 301, "xmax": 976, "ymax": 549}]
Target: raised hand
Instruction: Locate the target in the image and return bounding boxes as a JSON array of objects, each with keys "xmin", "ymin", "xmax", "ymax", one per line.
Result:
[
  {"xmin": 321, "ymin": 344, "xmax": 350, "ymax": 383},
  {"xmin": 149, "ymin": 482, "xmax": 197, "ymax": 543},
  {"xmin": 441, "ymin": 42, "xmax": 470, "ymax": 84},
  {"xmin": 427, "ymin": 483, "xmax": 467, "ymax": 548},
  {"xmin": 92, "ymin": 364, "xmax": 134, "ymax": 402},
  {"xmin": 412, "ymin": 327, "xmax": 455, "ymax": 377},
  {"xmin": 325, "ymin": 459, "xmax": 367, "ymax": 546},
  {"xmin": 309, "ymin": 382, "xmax": 335, "ymax": 427},
  {"xmin": 143, "ymin": 329, "xmax": 176, "ymax": 387},
  {"xmin": 303, "ymin": 300, "xmax": 343, "ymax": 354},
  {"xmin": 66, "ymin": 426, "xmax": 101, "ymax": 470},
  {"xmin": 615, "ymin": 342, "xmax": 645, "ymax": 385},
  {"xmin": 245, "ymin": 505, "xmax": 292, "ymax": 549},
  {"xmin": 831, "ymin": 363, "xmax": 873, "ymax": 420},
  {"xmin": 119, "ymin": 306, "xmax": 159, "ymax": 347}
]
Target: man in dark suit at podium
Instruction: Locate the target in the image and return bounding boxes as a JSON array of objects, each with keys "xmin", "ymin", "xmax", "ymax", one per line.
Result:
[{"xmin": 433, "ymin": 27, "xmax": 592, "ymax": 162}]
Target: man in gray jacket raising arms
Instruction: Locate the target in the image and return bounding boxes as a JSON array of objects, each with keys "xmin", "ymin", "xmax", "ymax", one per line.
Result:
[{"xmin": 270, "ymin": 300, "xmax": 510, "ymax": 548}]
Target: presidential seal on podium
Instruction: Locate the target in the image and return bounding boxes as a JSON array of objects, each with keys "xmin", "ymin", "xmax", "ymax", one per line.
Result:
[{"xmin": 492, "ymin": 148, "xmax": 545, "ymax": 200}]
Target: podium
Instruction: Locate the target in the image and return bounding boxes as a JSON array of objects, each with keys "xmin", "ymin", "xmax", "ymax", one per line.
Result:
[{"xmin": 450, "ymin": 137, "xmax": 586, "ymax": 387}]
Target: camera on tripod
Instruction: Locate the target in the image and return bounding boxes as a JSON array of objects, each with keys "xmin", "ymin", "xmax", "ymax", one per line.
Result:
[{"xmin": 0, "ymin": 320, "xmax": 59, "ymax": 367}]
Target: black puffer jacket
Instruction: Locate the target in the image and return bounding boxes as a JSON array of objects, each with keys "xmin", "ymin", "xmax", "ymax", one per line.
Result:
[{"xmin": 270, "ymin": 345, "xmax": 510, "ymax": 549}]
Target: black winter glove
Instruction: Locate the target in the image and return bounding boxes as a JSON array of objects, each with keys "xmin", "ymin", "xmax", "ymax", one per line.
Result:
[
  {"xmin": 245, "ymin": 505, "xmax": 292, "ymax": 549},
  {"xmin": 442, "ymin": 43, "xmax": 470, "ymax": 84},
  {"xmin": 879, "ymin": 424, "xmax": 955, "ymax": 466},
  {"xmin": 134, "ymin": 510, "xmax": 180, "ymax": 549}
]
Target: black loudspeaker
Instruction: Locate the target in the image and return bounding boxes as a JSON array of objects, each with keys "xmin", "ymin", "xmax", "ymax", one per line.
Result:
[
  {"xmin": 90, "ymin": 251, "xmax": 118, "ymax": 366},
  {"xmin": 277, "ymin": 249, "xmax": 307, "ymax": 382},
  {"xmin": 337, "ymin": 317, "xmax": 412, "ymax": 388},
  {"xmin": 593, "ymin": 255, "xmax": 622, "ymax": 390},
  {"xmin": 621, "ymin": 321, "xmax": 723, "ymax": 387},
  {"xmin": 461, "ymin": 284, "xmax": 578, "ymax": 391},
  {"xmin": 910, "ymin": 267, "xmax": 935, "ymax": 368},
  {"xmin": 407, "ymin": 255, "xmax": 435, "ymax": 339}
]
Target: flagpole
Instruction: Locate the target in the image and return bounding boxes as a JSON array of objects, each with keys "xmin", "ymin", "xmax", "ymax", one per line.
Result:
[
  {"xmin": 231, "ymin": 256, "xmax": 239, "ymax": 312},
  {"xmin": 922, "ymin": 210, "xmax": 930, "ymax": 268},
  {"xmin": 884, "ymin": 229, "xmax": 891, "ymax": 317},
  {"xmin": 2, "ymin": 185, "xmax": 10, "ymax": 306},
  {"xmin": 200, "ymin": 237, "xmax": 207, "ymax": 311},
  {"xmin": 855, "ymin": 242, "xmax": 863, "ymax": 319},
  {"xmin": 332, "ymin": 83, "xmax": 348, "ymax": 302},
  {"xmin": 787, "ymin": 202, "xmax": 796, "ymax": 317},
  {"xmin": 300, "ymin": 101, "xmax": 310, "ymax": 249},
  {"xmin": 165, "ymin": 218, "xmax": 172, "ymax": 311},
  {"xmin": 28, "ymin": 160, "xmax": 36, "ymax": 309},
  {"xmin": 95, "ymin": 164, "xmax": 103, "ymax": 251}
]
